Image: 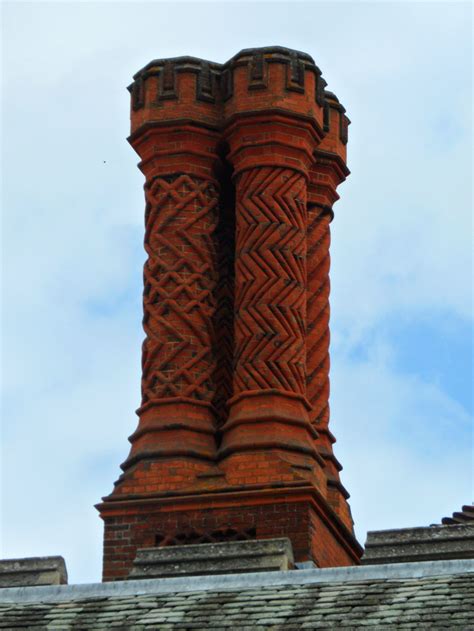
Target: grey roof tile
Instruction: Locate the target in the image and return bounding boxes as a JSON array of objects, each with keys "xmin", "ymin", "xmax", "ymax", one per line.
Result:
[{"xmin": 0, "ymin": 562, "xmax": 473, "ymax": 629}]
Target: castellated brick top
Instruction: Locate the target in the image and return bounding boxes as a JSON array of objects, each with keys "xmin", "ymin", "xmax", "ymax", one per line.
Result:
[
  {"xmin": 97, "ymin": 46, "xmax": 362, "ymax": 582},
  {"xmin": 128, "ymin": 47, "xmax": 349, "ymax": 177}
]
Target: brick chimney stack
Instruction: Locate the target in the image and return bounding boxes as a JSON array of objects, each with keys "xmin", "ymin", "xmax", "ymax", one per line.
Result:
[{"xmin": 97, "ymin": 47, "xmax": 362, "ymax": 581}]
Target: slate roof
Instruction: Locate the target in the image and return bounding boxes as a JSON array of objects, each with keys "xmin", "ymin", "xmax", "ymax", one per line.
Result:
[{"xmin": 1, "ymin": 560, "xmax": 473, "ymax": 629}]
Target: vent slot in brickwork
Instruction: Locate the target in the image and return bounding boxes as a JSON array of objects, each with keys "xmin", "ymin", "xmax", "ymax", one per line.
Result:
[{"xmin": 155, "ymin": 527, "xmax": 256, "ymax": 548}]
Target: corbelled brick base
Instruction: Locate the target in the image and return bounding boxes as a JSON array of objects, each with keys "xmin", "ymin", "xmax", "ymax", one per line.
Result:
[{"xmin": 101, "ymin": 489, "xmax": 359, "ymax": 581}]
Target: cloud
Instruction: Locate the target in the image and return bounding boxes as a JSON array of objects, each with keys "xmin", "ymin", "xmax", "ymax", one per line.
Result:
[{"xmin": 331, "ymin": 335, "xmax": 472, "ymax": 540}]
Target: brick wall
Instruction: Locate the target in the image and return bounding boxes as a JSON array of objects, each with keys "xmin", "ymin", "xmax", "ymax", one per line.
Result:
[{"xmin": 102, "ymin": 492, "xmax": 358, "ymax": 581}]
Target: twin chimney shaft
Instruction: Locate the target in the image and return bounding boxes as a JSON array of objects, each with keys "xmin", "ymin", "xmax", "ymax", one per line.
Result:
[{"xmin": 97, "ymin": 47, "xmax": 363, "ymax": 581}]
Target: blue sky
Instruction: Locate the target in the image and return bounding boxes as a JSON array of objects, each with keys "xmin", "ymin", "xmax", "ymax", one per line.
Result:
[{"xmin": 1, "ymin": 1, "xmax": 472, "ymax": 584}]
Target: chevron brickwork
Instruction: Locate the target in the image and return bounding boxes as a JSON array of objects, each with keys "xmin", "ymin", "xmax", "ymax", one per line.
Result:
[
  {"xmin": 233, "ymin": 166, "xmax": 307, "ymax": 397},
  {"xmin": 306, "ymin": 91, "xmax": 353, "ymax": 530},
  {"xmin": 97, "ymin": 47, "xmax": 362, "ymax": 582}
]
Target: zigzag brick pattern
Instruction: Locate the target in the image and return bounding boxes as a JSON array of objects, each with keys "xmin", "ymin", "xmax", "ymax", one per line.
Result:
[
  {"xmin": 233, "ymin": 167, "xmax": 307, "ymax": 396},
  {"xmin": 306, "ymin": 206, "xmax": 331, "ymax": 427},
  {"xmin": 141, "ymin": 174, "xmax": 219, "ymax": 406}
]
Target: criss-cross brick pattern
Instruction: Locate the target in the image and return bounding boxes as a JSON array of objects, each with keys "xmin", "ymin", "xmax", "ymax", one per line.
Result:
[
  {"xmin": 306, "ymin": 206, "xmax": 331, "ymax": 428},
  {"xmin": 233, "ymin": 167, "xmax": 307, "ymax": 396},
  {"xmin": 155, "ymin": 527, "xmax": 255, "ymax": 547},
  {"xmin": 141, "ymin": 174, "xmax": 219, "ymax": 406}
]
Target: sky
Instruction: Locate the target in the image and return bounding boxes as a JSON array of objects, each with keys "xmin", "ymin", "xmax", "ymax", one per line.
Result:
[{"xmin": 1, "ymin": 1, "xmax": 472, "ymax": 584}]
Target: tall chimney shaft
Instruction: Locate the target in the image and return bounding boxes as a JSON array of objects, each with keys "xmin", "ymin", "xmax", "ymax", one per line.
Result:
[{"xmin": 97, "ymin": 47, "xmax": 362, "ymax": 581}]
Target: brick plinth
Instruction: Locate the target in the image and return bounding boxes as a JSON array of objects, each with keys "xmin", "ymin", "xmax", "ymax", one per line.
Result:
[
  {"xmin": 100, "ymin": 487, "xmax": 359, "ymax": 581},
  {"xmin": 98, "ymin": 47, "xmax": 363, "ymax": 581}
]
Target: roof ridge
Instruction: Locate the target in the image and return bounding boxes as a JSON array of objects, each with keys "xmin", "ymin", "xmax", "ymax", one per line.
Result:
[{"xmin": 1, "ymin": 559, "xmax": 473, "ymax": 604}]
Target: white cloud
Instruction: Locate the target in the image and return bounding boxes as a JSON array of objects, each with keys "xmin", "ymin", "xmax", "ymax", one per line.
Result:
[{"xmin": 331, "ymin": 336, "xmax": 472, "ymax": 541}]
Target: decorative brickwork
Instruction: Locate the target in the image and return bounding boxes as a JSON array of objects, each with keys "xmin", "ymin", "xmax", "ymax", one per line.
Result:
[
  {"xmin": 233, "ymin": 167, "xmax": 307, "ymax": 396},
  {"xmin": 154, "ymin": 527, "xmax": 256, "ymax": 548},
  {"xmin": 306, "ymin": 205, "xmax": 331, "ymax": 428},
  {"xmin": 97, "ymin": 46, "xmax": 363, "ymax": 580},
  {"xmin": 141, "ymin": 174, "xmax": 219, "ymax": 406},
  {"xmin": 101, "ymin": 493, "xmax": 357, "ymax": 581},
  {"xmin": 306, "ymin": 90, "xmax": 353, "ymax": 529}
]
